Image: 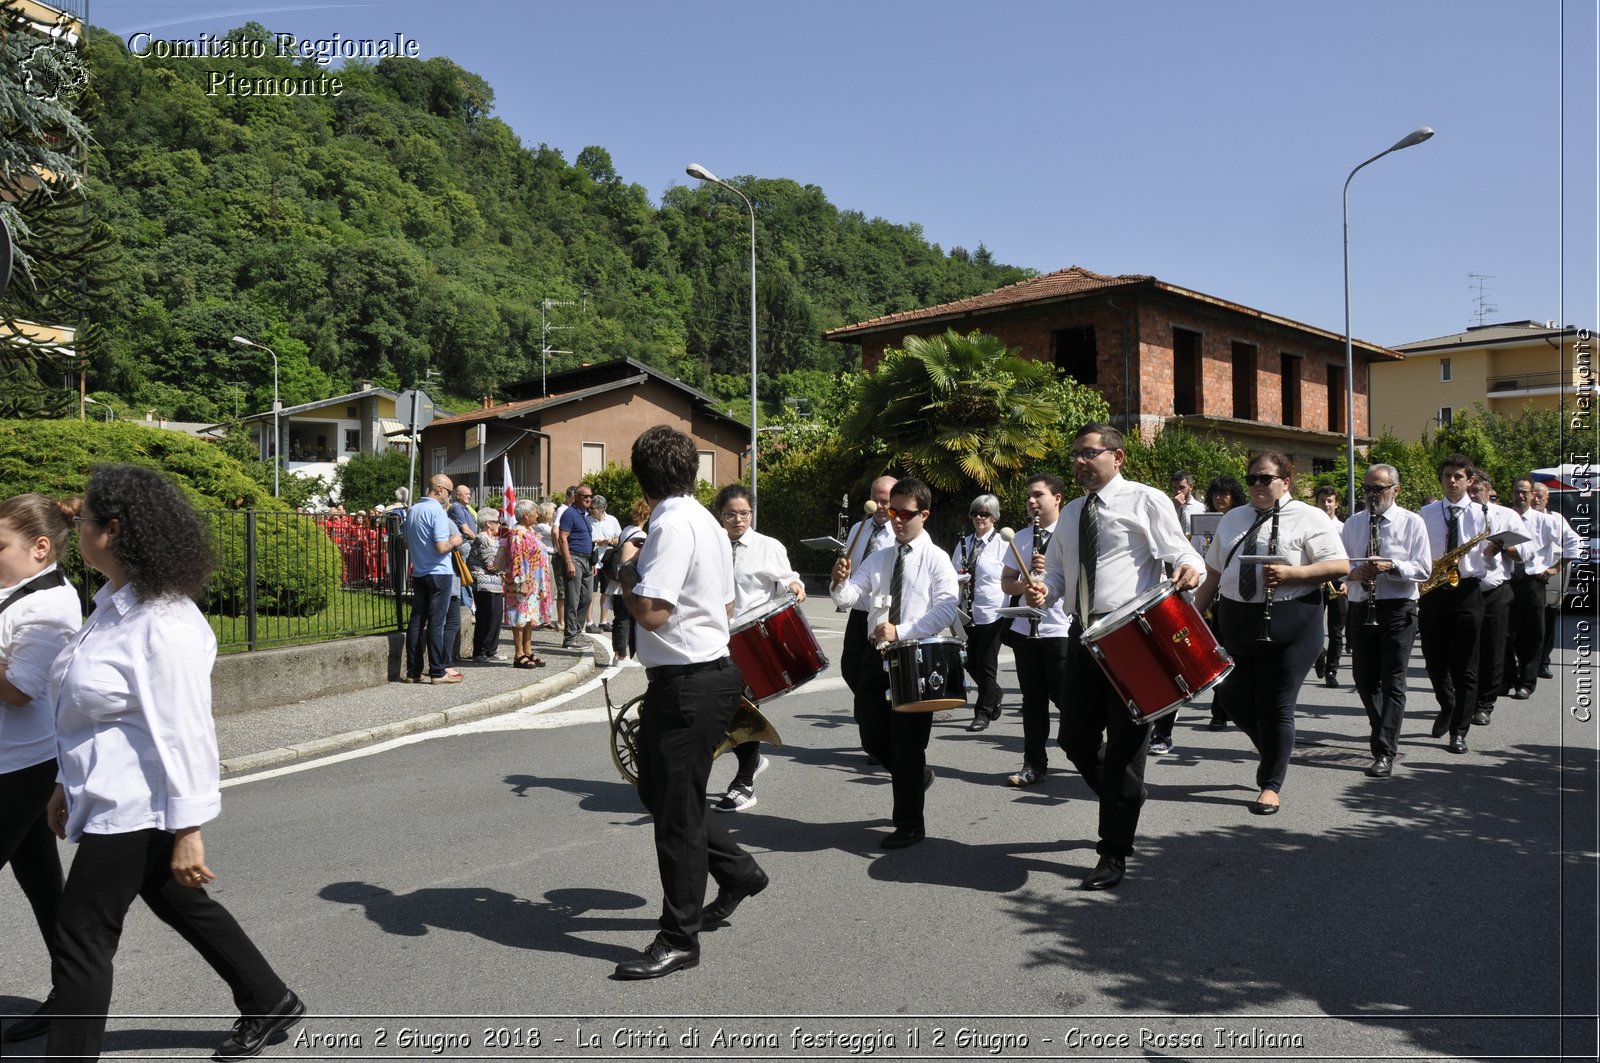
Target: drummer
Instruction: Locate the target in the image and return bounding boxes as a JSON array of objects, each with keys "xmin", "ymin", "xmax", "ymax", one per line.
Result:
[
  {"xmin": 712, "ymin": 484, "xmax": 805, "ymax": 814},
  {"xmin": 1025, "ymin": 424, "xmax": 1202, "ymax": 889},
  {"xmin": 831, "ymin": 477, "xmax": 958, "ymax": 849}
]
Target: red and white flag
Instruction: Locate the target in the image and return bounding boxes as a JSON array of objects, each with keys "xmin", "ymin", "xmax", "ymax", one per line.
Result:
[{"xmin": 500, "ymin": 455, "xmax": 516, "ymax": 534}]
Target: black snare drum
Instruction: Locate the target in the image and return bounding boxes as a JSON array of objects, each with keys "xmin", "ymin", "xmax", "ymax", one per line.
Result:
[{"xmin": 883, "ymin": 637, "xmax": 966, "ymax": 713}]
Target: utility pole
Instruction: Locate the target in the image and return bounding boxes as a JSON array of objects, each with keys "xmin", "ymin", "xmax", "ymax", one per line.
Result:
[{"xmin": 540, "ymin": 298, "xmax": 575, "ymax": 395}]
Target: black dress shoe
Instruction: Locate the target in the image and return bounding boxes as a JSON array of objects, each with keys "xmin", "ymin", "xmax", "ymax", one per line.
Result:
[
  {"xmin": 1430, "ymin": 714, "xmax": 1451, "ymax": 738},
  {"xmin": 1538, "ymin": 665, "xmax": 1553, "ymax": 679},
  {"xmin": 614, "ymin": 939, "xmax": 700, "ymax": 980},
  {"xmin": 1448, "ymin": 734, "xmax": 1468, "ymax": 754},
  {"xmin": 986, "ymin": 706, "xmax": 1002, "ymax": 721},
  {"xmin": 880, "ymin": 827, "xmax": 925, "ymax": 849},
  {"xmin": 3, "ymin": 994, "xmax": 53, "ymax": 1042},
  {"xmin": 1208, "ymin": 716, "xmax": 1228, "ymax": 731},
  {"xmin": 1081, "ymin": 854, "xmax": 1125, "ymax": 890},
  {"xmin": 213, "ymin": 990, "xmax": 306, "ymax": 1061},
  {"xmin": 965, "ymin": 715, "xmax": 990, "ymax": 732},
  {"xmin": 1364, "ymin": 755, "xmax": 1393, "ymax": 778},
  {"xmin": 1471, "ymin": 711, "xmax": 1491, "ymax": 726},
  {"xmin": 1313, "ymin": 653, "xmax": 1326, "ymax": 678},
  {"xmin": 923, "ymin": 767, "xmax": 935, "ymax": 790},
  {"xmin": 1323, "ymin": 672, "xmax": 1340, "ymax": 689},
  {"xmin": 1249, "ymin": 799, "xmax": 1281, "ymax": 816},
  {"xmin": 1510, "ymin": 686, "xmax": 1532, "ymax": 700},
  {"xmin": 703, "ymin": 868, "xmax": 769, "ymax": 923}
]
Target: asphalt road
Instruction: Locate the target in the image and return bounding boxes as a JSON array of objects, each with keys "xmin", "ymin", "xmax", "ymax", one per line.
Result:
[{"xmin": 2, "ymin": 597, "xmax": 1595, "ymax": 1062}]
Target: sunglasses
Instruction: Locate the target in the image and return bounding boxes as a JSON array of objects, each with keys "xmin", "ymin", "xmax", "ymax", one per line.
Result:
[
  {"xmin": 1244, "ymin": 474, "xmax": 1282, "ymax": 486},
  {"xmin": 1362, "ymin": 484, "xmax": 1395, "ymax": 495},
  {"xmin": 886, "ymin": 506, "xmax": 925, "ymax": 521}
]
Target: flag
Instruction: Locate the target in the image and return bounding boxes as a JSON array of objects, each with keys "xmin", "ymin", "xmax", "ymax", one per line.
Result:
[{"xmin": 501, "ymin": 455, "xmax": 516, "ymax": 533}]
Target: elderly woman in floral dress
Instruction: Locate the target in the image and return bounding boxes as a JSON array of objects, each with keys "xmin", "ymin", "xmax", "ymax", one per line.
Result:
[{"xmin": 505, "ymin": 498, "xmax": 552, "ymax": 668}]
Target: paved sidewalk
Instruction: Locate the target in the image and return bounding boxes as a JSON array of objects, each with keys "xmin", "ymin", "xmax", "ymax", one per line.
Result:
[{"xmin": 216, "ymin": 628, "xmax": 611, "ymax": 776}]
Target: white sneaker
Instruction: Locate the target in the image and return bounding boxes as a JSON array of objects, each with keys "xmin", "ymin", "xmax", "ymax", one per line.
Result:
[
  {"xmin": 714, "ymin": 784, "xmax": 756, "ymax": 813},
  {"xmin": 752, "ymin": 755, "xmax": 771, "ymax": 780}
]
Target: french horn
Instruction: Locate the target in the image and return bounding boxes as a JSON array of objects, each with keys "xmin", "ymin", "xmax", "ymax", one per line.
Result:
[{"xmin": 603, "ymin": 680, "xmax": 781, "ymax": 786}]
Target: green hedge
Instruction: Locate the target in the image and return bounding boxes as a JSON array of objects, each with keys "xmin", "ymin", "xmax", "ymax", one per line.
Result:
[{"xmin": 208, "ymin": 514, "xmax": 344, "ymax": 617}]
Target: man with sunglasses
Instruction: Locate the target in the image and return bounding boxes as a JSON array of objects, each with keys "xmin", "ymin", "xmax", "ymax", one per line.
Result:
[
  {"xmin": 558, "ymin": 486, "xmax": 595, "ymax": 649},
  {"xmin": 830, "ymin": 478, "xmax": 958, "ymax": 849},
  {"xmin": 1341, "ymin": 466, "xmax": 1432, "ymax": 777},
  {"xmin": 1026, "ymin": 425, "xmax": 1202, "ymax": 889}
]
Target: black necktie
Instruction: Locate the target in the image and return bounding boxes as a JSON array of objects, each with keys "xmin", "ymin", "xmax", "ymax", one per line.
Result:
[
  {"xmin": 863, "ymin": 525, "xmax": 881, "ymax": 561},
  {"xmin": 1446, "ymin": 505, "xmax": 1460, "ymax": 551},
  {"xmin": 1239, "ymin": 519, "xmax": 1262, "ymax": 601},
  {"xmin": 888, "ymin": 543, "xmax": 911, "ymax": 626},
  {"xmin": 730, "ymin": 539, "xmax": 742, "ymax": 569},
  {"xmin": 1078, "ymin": 494, "xmax": 1099, "ymax": 620}
]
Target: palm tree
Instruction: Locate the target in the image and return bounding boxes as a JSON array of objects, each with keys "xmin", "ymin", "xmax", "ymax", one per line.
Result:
[{"xmin": 842, "ymin": 330, "xmax": 1066, "ymax": 492}]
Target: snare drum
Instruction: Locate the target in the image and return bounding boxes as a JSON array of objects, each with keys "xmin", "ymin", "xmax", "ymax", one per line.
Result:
[
  {"xmin": 883, "ymin": 637, "xmax": 966, "ymax": 713},
  {"xmin": 1080, "ymin": 580, "xmax": 1232, "ymax": 724},
  {"xmin": 728, "ymin": 595, "xmax": 828, "ymax": 702}
]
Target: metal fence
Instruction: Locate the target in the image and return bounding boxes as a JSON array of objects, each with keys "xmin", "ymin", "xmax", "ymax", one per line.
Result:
[{"xmin": 203, "ymin": 509, "xmax": 409, "ymax": 652}]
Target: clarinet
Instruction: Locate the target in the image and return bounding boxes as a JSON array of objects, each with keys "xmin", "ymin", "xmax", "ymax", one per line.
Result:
[
  {"xmin": 1258, "ymin": 500, "xmax": 1281, "ymax": 643},
  {"xmin": 959, "ymin": 532, "xmax": 977, "ymax": 625},
  {"xmin": 1364, "ymin": 510, "xmax": 1381, "ymax": 627},
  {"xmin": 1028, "ymin": 512, "xmax": 1044, "ymax": 639}
]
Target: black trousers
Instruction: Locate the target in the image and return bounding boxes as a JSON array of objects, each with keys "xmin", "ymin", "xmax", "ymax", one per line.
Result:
[
  {"xmin": 1419, "ymin": 579, "xmax": 1484, "ymax": 736},
  {"xmin": 1213, "ymin": 594, "xmax": 1322, "ymax": 794},
  {"xmin": 610, "ymin": 594, "xmax": 634, "ymax": 658},
  {"xmin": 48, "ymin": 828, "xmax": 287, "ymax": 1063},
  {"xmin": 0, "ymin": 758, "xmax": 62, "ymax": 965},
  {"xmin": 853, "ymin": 649, "xmax": 934, "ymax": 834},
  {"xmin": 841, "ymin": 608, "xmax": 869, "ymax": 696},
  {"xmin": 1475, "ymin": 582, "xmax": 1512, "ymax": 714},
  {"xmin": 1058, "ymin": 629, "xmax": 1150, "ymax": 857},
  {"xmin": 963, "ymin": 618, "xmax": 1006, "ymax": 719},
  {"xmin": 1322, "ymin": 589, "xmax": 1348, "ymax": 670},
  {"xmin": 1542, "ymin": 603, "xmax": 1559, "ymax": 668},
  {"xmin": 1506, "ymin": 574, "xmax": 1545, "ymax": 692},
  {"xmin": 1012, "ymin": 635, "xmax": 1069, "ymax": 770},
  {"xmin": 635, "ymin": 659, "xmax": 759, "ymax": 951},
  {"xmin": 1349, "ymin": 599, "xmax": 1420, "ymax": 757},
  {"xmin": 471, "ymin": 588, "xmax": 503, "ymax": 658}
]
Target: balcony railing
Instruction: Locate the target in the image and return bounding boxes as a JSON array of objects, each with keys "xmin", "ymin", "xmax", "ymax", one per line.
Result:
[{"xmin": 1486, "ymin": 370, "xmax": 1578, "ymax": 392}]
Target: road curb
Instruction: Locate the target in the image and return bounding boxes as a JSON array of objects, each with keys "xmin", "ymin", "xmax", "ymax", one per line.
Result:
[{"xmin": 220, "ymin": 656, "xmax": 597, "ymax": 777}]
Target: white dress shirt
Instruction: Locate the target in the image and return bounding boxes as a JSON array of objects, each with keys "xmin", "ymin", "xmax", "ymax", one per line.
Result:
[
  {"xmin": 1004, "ymin": 519, "xmax": 1071, "ymax": 638},
  {"xmin": 631, "ymin": 494, "xmax": 734, "ymax": 667},
  {"xmin": 1339, "ymin": 506, "xmax": 1432, "ymax": 603},
  {"xmin": 0, "ymin": 565, "xmax": 81, "ymax": 774},
  {"xmin": 831, "ymin": 531, "xmax": 959, "ymax": 642},
  {"xmin": 1207, "ymin": 498, "xmax": 1348, "ymax": 604},
  {"xmin": 1475, "ymin": 502, "xmax": 1524, "ymax": 590},
  {"xmin": 1043, "ymin": 474, "xmax": 1203, "ymax": 621},
  {"xmin": 1420, "ymin": 499, "xmax": 1497, "ymax": 582},
  {"xmin": 729, "ymin": 528, "xmax": 800, "ymax": 617},
  {"xmin": 49, "ymin": 582, "xmax": 220, "ymax": 842},
  {"xmin": 1515, "ymin": 509, "xmax": 1558, "ymax": 576},
  {"xmin": 951, "ymin": 531, "xmax": 1008, "ymax": 625}
]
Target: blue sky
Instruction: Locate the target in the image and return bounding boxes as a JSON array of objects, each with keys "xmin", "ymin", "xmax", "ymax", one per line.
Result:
[{"xmin": 100, "ymin": 0, "xmax": 1595, "ymax": 348}]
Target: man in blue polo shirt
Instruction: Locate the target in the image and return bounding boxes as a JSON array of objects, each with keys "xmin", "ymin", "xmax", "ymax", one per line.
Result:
[
  {"xmin": 558, "ymin": 485, "xmax": 595, "ymax": 649},
  {"xmin": 404, "ymin": 474, "xmax": 466, "ymax": 682}
]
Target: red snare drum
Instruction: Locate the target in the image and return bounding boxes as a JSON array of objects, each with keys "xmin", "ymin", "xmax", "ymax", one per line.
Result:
[
  {"xmin": 1081, "ymin": 581, "xmax": 1232, "ymax": 724},
  {"xmin": 729, "ymin": 595, "xmax": 828, "ymax": 702}
]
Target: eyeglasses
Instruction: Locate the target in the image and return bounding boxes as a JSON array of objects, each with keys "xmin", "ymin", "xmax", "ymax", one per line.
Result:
[
  {"xmin": 1362, "ymin": 484, "xmax": 1395, "ymax": 495},
  {"xmin": 576, "ymin": 493, "xmax": 593, "ymax": 500},
  {"xmin": 886, "ymin": 506, "xmax": 924, "ymax": 521},
  {"xmin": 721, "ymin": 510, "xmax": 753, "ymax": 523},
  {"xmin": 1244, "ymin": 474, "xmax": 1282, "ymax": 486},
  {"xmin": 1070, "ymin": 447, "xmax": 1112, "ymax": 462}
]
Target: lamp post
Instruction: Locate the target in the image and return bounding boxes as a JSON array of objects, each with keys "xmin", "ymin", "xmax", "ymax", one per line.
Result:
[
  {"xmin": 231, "ymin": 335, "xmax": 281, "ymax": 497},
  {"xmin": 1343, "ymin": 126, "xmax": 1433, "ymax": 513},
  {"xmin": 82, "ymin": 396, "xmax": 112, "ymax": 422},
  {"xmin": 686, "ymin": 162, "xmax": 759, "ymax": 525}
]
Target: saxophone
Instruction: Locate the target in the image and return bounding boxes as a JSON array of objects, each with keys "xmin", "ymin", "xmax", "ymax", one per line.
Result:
[{"xmin": 1421, "ymin": 529, "xmax": 1496, "ymax": 594}]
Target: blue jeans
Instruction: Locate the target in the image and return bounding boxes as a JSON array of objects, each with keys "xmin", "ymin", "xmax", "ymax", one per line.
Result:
[{"xmin": 407, "ymin": 572, "xmax": 454, "ymax": 678}]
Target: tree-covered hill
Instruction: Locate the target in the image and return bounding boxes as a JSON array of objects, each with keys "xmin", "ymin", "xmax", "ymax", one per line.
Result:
[{"xmin": 80, "ymin": 23, "xmax": 1029, "ymax": 422}]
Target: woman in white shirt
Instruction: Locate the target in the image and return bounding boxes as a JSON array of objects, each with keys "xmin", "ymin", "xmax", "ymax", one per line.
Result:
[
  {"xmin": 1196, "ymin": 453, "xmax": 1349, "ymax": 815},
  {"xmin": 42, "ymin": 466, "xmax": 303, "ymax": 1062},
  {"xmin": 952, "ymin": 494, "xmax": 1008, "ymax": 732},
  {"xmin": 0, "ymin": 494, "xmax": 83, "ymax": 1044}
]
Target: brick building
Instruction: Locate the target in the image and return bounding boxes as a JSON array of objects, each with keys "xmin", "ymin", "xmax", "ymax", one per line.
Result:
[
  {"xmin": 825, "ymin": 265, "xmax": 1403, "ymax": 478},
  {"xmin": 420, "ymin": 358, "xmax": 747, "ymax": 498}
]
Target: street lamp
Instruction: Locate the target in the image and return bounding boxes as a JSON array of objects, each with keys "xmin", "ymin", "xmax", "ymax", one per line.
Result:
[
  {"xmin": 231, "ymin": 335, "xmax": 281, "ymax": 497},
  {"xmin": 82, "ymin": 396, "xmax": 112, "ymax": 422},
  {"xmin": 1343, "ymin": 126, "xmax": 1433, "ymax": 513},
  {"xmin": 687, "ymin": 162, "xmax": 759, "ymax": 525}
]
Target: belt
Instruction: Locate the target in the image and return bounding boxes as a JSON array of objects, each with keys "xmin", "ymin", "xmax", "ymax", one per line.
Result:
[{"xmin": 644, "ymin": 656, "xmax": 732, "ymax": 684}]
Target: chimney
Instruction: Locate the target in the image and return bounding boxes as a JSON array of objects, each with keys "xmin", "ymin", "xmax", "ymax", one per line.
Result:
[{"xmin": 359, "ymin": 380, "xmax": 373, "ymax": 391}]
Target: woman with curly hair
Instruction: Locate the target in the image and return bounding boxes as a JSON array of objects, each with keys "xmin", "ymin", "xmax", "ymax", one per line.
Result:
[
  {"xmin": 504, "ymin": 498, "xmax": 552, "ymax": 668},
  {"xmin": 0, "ymin": 493, "xmax": 83, "ymax": 1045},
  {"xmin": 41, "ymin": 465, "xmax": 303, "ymax": 1061}
]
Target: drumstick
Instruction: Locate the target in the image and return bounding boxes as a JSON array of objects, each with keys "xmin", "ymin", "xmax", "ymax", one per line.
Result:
[
  {"xmin": 839, "ymin": 500, "xmax": 878, "ymax": 563},
  {"xmin": 999, "ymin": 527, "xmax": 1041, "ymax": 585}
]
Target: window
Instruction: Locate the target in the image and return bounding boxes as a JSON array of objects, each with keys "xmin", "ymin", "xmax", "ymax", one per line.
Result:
[
  {"xmin": 344, "ymin": 429, "xmax": 360, "ymax": 453},
  {"xmin": 581, "ymin": 442, "xmax": 605, "ymax": 476},
  {"xmin": 1312, "ymin": 458, "xmax": 1337, "ymax": 475},
  {"xmin": 431, "ymin": 447, "xmax": 447, "ymax": 477},
  {"xmin": 1437, "ymin": 406, "xmax": 1453, "ymax": 427},
  {"xmin": 1172, "ymin": 327, "xmax": 1202, "ymax": 416},
  {"xmin": 1440, "ymin": 358, "xmax": 1452, "ymax": 382},
  {"xmin": 1053, "ymin": 326, "xmax": 1098, "ymax": 384},
  {"xmin": 698, "ymin": 451, "xmax": 715, "ymax": 486},
  {"xmin": 1327, "ymin": 364, "xmax": 1345, "ymax": 433},
  {"xmin": 1231, "ymin": 341, "xmax": 1257, "ymax": 419},
  {"xmin": 1280, "ymin": 353, "xmax": 1302, "ymax": 427}
]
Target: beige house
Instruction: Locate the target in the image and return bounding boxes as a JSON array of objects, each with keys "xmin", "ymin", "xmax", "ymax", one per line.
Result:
[{"xmin": 1375, "ymin": 321, "xmax": 1587, "ymax": 440}]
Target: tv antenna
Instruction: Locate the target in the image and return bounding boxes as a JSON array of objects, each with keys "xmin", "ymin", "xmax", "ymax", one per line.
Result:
[{"xmin": 1468, "ymin": 273, "xmax": 1497, "ymax": 328}]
